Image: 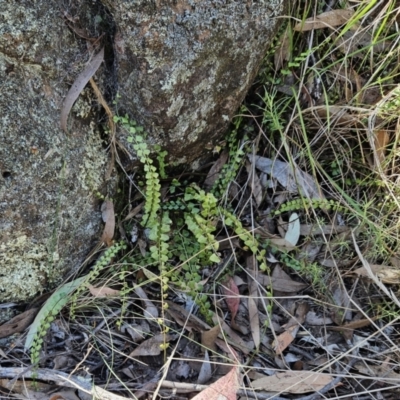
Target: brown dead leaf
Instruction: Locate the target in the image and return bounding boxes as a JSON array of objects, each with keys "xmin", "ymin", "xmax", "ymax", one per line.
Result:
[
  {"xmin": 88, "ymin": 284, "xmax": 120, "ymax": 298},
  {"xmin": 274, "ymin": 28, "xmax": 291, "ymax": 70},
  {"xmin": 120, "ymin": 321, "xmax": 150, "ymax": 343},
  {"xmin": 254, "ymin": 264, "xmax": 307, "ymax": 294},
  {"xmin": 269, "ymin": 238, "xmax": 297, "ymax": 250},
  {"xmin": 273, "ymin": 302, "xmax": 309, "ymax": 355},
  {"xmin": 101, "ymin": 200, "xmax": 115, "ymax": 246},
  {"xmin": 273, "ymin": 325, "xmax": 300, "ymax": 355},
  {"xmin": 50, "ymin": 390, "xmax": 81, "ymax": 400},
  {"xmin": 355, "ymin": 358, "xmax": 400, "ymax": 383},
  {"xmin": 165, "ymin": 300, "xmax": 212, "ymax": 332},
  {"xmin": 213, "ymin": 318, "xmax": 254, "ymax": 355},
  {"xmin": 245, "ymin": 161, "xmax": 263, "ymax": 207},
  {"xmin": 221, "ymin": 277, "xmax": 240, "ymax": 324},
  {"xmin": 249, "ymin": 155, "xmax": 324, "ymax": 200},
  {"xmin": 294, "ymin": 9, "xmax": 354, "ymax": 31},
  {"xmin": 204, "ymin": 149, "xmax": 229, "ymax": 190},
  {"xmin": 0, "ymin": 308, "xmax": 38, "ymax": 339},
  {"xmin": 335, "ymin": 29, "xmax": 391, "ymax": 56},
  {"xmin": 123, "ymin": 202, "xmax": 144, "ymax": 222},
  {"xmin": 60, "ymin": 47, "xmax": 104, "ymax": 132},
  {"xmin": 374, "ymin": 129, "xmax": 390, "ymax": 170},
  {"xmin": 129, "ymin": 333, "xmax": 176, "ymax": 357},
  {"xmin": 314, "ymin": 105, "xmax": 361, "ymax": 125},
  {"xmin": 251, "ymin": 371, "xmax": 335, "ymax": 393},
  {"xmin": 0, "ymin": 378, "xmax": 53, "ymax": 399},
  {"xmin": 201, "ymin": 325, "xmax": 221, "ymax": 352},
  {"xmin": 353, "ymin": 264, "xmax": 400, "ymax": 284},
  {"xmin": 246, "ymin": 255, "xmax": 260, "ymax": 348},
  {"xmin": 328, "ymin": 315, "xmax": 379, "ymax": 333},
  {"xmin": 352, "ymin": 233, "xmax": 400, "ymax": 308},
  {"xmin": 134, "ymin": 286, "xmax": 158, "ymax": 319},
  {"xmin": 192, "ymin": 366, "xmax": 241, "ymax": 400}
]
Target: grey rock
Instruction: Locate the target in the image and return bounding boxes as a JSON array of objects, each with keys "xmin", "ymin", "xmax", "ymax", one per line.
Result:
[
  {"xmin": 0, "ymin": 1, "xmax": 108, "ymax": 302},
  {"xmin": 0, "ymin": 0, "xmax": 286, "ymax": 302},
  {"xmin": 111, "ymin": 0, "xmax": 287, "ymax": 164}
]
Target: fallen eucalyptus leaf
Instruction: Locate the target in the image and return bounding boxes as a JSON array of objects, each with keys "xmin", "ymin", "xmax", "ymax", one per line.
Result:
[
  {"xmin": 248, "ymin": 155, "xmax": 323, "ymax": 200},
  {"xmin": 60, "ymin": 47, "xmax": 104, "ymax": 132}
]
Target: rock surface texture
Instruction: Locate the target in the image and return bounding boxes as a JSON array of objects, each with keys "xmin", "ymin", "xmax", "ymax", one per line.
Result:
[
  {"xmin": 0, "ymin": 0, "xmax": 286, "ymax": 302},
  {"xmin": 112, "ymin": 0, "xmax": 287, "ymax": 164},
  {"xmin": 0, "ymin": 1, "xmax": 109, "ymax": 302}
]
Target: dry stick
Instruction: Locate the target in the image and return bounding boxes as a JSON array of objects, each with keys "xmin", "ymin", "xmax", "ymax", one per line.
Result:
[
  {"xmin": 88, "ymin": 77, "xmax": 117, "ymax": 181},
  {"xmin": 0, "ymin": 367, "xmax": 129, "ymax": 400}
]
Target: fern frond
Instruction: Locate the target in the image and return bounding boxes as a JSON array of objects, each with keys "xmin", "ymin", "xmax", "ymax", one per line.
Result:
[{"xmin": 25, "ymin": 275, "xmax": 86, "ymax": 363}]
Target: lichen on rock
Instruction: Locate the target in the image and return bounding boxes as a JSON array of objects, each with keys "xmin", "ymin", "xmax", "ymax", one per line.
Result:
[
  {"xmin": 111, "ymin": 0, "xmax": 288, "ymax": 164},
  {"xmin": 0, "ymin": 236, "xmax": 50, "ymax": 301},
  {"xmin": 78, "ymin": 122, "xmax": 108, "ymax": 192},
  {"xmin": 0, "ymin": 0, "xmax": 111, "ymax": 302}
]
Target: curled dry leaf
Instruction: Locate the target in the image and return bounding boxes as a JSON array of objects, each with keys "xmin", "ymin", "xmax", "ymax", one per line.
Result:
[
  {"xmin": 352, "ymin": 232, "xmax": 400, "ymax": 308},
  {"xmin": 201, "ymin": 325, "xmax": 221, "ymax": 352},
  {"xmin": 221, "ymin": 277, "xmax": 240, "ymax": 323},
  {"xmin": 374, "ymin": 129, "xmax": 390, "ymax": 170},
  {"xmin": 88, "ymin": 284, "xmax": 120, "ymax": 298},
  {"xmin": 0, "ymin": 308, "xmax": 38, "ymax": 339},
  {"xmin": 246, "ymin": 255, "xmax": 260, "ymax": 348},
  {"xmin": 328, "ymin": 315, "xmax": 379, "ymax": 338},
  {"xmin": 354, "ymin": 264, "xmax": 400, "ymax": 285},
  {"xmin": 49, "ymin": 390, "xmax": 81, "ymax": 400},
  {"xmin": 101, "ymin": 200, "xmax": 115, "ymax": 247},
  {"xmin": 284, "ymin": 212, "xmax": 300, "ymax": 246},
  {"xmin": 120, "ymin": 321, "xmax": 150, "ymax": 343},
  {"xmin": 245, "ymin": 160, "xmax": 263, "ymax": 207},
  {"xmin": 204, "ymin": 149, "xmax": 229, "ymax": 190},
  {"xmin": 355, "ymin": 360, "xmax": 400, "ymax": 384},
  {"xmin": 294, "ymin": 9, "xmax": 354, "ymax": 32},
  {"xmin": 248, "ymin": 155, "xmax": 323, "ymax": 200},
  {"xmin": 335, "ymin": 29, "xmax": 391, "ymax": 55},
  {"xmin": 197, "ymin": 351, "xmax": 212, "ymax": 385},
  {"xmin": 60, "ymin": 47, "xmax": 104, "ymax": 132},
  {"xmin": 274, "ymin": 27, "xmax": 291, "ymax": 70},
  {"xmin": 129, "ymin": 333, "xmax": 176, "ymax": 357},
  {"xmin": 253, "ymin": 264, "xmax": 307, "ymax": 294},
  {"xmin": 192, "ymin": 366, "xmax": 241, "ymax": 400},
  {"xmin": 273, "ymin": 302, "xmax": 309, "ymax": 355},
  {"xmin": 251, "ymin": 371, "xmax": 335, "ymax": 394},
  {"xmin": 134, "ymin": 286, "xmax": 158, "ymax": 319}
]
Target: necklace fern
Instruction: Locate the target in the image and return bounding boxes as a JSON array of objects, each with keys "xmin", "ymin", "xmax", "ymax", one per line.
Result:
[
  {"xmin": 114, "ymin": 115, "xmax": 162, "ymax": 227},
  {"xmin": 25, "ymin": 276, "xmax": 86, "ymax": 365}
]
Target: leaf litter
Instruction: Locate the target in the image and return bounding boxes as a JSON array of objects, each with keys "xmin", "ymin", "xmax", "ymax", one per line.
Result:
[{"xmin": 4, "ymin": 1, "xmax": 400, "ymax": 399}]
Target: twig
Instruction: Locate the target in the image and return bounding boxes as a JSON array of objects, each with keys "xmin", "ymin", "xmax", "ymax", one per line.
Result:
[{"xmin": 0, "ymin": 367, "xmax": 129, "ymax": 400}]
